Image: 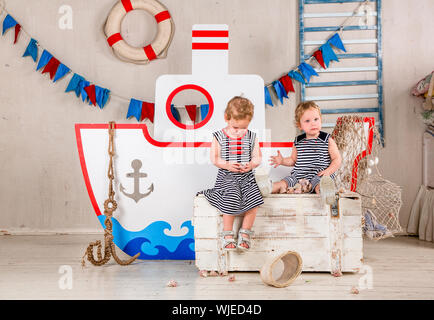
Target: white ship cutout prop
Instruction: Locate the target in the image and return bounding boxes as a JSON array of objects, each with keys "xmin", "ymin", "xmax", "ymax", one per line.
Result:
[{"xmin": 76, "ymin": 25, "xmax": 307, "ymax": 260}]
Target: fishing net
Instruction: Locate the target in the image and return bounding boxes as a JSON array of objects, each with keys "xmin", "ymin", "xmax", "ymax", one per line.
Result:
[{"xmin": 331, "ymin": 116, "xmax": 403, "ymax": 240}]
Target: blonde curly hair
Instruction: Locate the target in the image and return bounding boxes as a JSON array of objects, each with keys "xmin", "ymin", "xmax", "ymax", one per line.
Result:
[{"xmin": 224, "ymin": 96, "xmax": 254, "ymax": 121}]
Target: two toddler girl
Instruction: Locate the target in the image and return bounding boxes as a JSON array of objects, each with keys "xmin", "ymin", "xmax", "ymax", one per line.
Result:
[{"xmin": 198, "ymin": 98, "xmax": 342, "ymax": 251}]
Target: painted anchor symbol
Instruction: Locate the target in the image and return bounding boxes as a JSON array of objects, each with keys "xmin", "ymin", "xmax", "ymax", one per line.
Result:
[{"xmin": 120, "ymin": 159, "xmax": 154, "ymax": 203}]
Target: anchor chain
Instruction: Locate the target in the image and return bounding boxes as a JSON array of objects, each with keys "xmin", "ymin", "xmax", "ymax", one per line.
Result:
[{"xmin": 82, "ymin": 121, "xmax": 140, "ymax": 267}]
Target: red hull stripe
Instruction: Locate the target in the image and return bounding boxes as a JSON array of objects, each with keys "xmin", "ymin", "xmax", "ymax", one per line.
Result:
[
  {"xmin": 107, "ymin": 33, "xmax": 123, "ymax": 46},
  {"xmin": 155, "ymin": 11, "xmax": 171, "ymax": 23},
  {"xmin": 121, "ymin": 0, "xmax": 133, "ymax": 12},
  {"xmin": 192, "ymin": 30, "xmax": 229, "ymax": 37},
  {"xmin": 144, "ymin": 45, "xmax": 157, "ymax": 60},
  {"xmin": 192, "ymin": 43, "xmax": 228, "ymax": 50}
]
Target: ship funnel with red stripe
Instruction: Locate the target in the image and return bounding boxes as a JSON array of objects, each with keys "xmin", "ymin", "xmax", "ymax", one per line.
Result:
[{"xmin": 192, "ymin": 24, "xmax": 228, "ymax": 75}]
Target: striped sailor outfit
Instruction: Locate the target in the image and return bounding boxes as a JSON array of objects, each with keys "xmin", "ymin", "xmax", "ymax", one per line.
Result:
[
  {"xmin": 283, "ymin": 131, "xmax": 335, "ymax": 192},
  {"xmin": 197, "ymin": 129, "xmax": 264, "ymax": 215}
]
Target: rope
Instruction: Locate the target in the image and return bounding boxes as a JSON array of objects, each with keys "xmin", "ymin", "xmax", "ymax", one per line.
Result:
[{"xmin": 82, "ymin": 121, "xmax": 140, "ymax": 267}]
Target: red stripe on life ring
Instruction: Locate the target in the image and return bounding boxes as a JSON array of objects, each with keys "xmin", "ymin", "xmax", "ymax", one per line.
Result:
[
  {"xmin": 107, "ymin": 33, "xmax": 123, "ymax": 46},
  {"xmin": 143, "ymin": 45, "xmax": 157, "ymax": 60},
  {"xmin": 121, "ymin": 0, "xmax": 133, "ymax": 12},
  {"xmin": 155, "ymin": 11, "xmax": 171, "ymax": 23}
]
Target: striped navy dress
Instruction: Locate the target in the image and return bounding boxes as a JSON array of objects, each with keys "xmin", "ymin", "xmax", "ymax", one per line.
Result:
[
  {"xmin": 197, "ymin": 129, "xmax": 264, "ymax": 215},
  {"xmin": 283, "ymin": 131, "xmax": 335, "ymax": 192}
]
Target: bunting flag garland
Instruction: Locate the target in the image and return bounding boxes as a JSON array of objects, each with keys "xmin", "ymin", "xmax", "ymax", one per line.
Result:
[
  {"xmin": 279, "ymin": 74, "xmax": 295, "ymax": 94},
  {"xmin": 328, "ymin": 33, "xmax": 347, "ymax": 52},
  {"xmin": 200, "ymin": 104, "xmax": 209, "ymax": 121},
  {"xmin": 320, "ymin": 42, "xmax": 339, "ymax": 68},
  {"xmin": 264, "ymin": 87, "xmax": 273, "ymax": 107},
  {"xmin": 126, "ymin": 99, "xmax": 155, "ymax": 122},
  {"xmin": 171, "ymin": 104, "xmax": 181, "ymax": 122},
  {"xmin": 1, "ymin": 9, "xmax": 352, "ymax": 119},
  {"xmin": 288, "ymin": 70, "xmax": 306, "ymax": 85},
  {"xmin": 264, "ymin": 32, "xmax": 347, "ymax": 106},
  {"xmin": 273, "ymin": 80, "xmax": 288, "ymax": 104},
  {"xmin": 185, "ymin": 105, "xmax": 197, "ymax": 123},
  {"xmin": 312, "ymin": 49, "xmax": 326, "ymax": 69},
  {"xmin": 298, "ymin": 62, "xmax": 319, "ymax": 84},
  {"xmin": 23, "ymin": 38, "xmax": 38, "ymax": 62},
  {"xmin": 2, "ymin": 14, "xmax": 17, "ymax": 35}
]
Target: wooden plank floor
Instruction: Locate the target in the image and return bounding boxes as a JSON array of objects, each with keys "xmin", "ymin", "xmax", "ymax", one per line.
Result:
[{"xmin": 0, "ymin": 235, "xmax": 433, "ymax": 300}]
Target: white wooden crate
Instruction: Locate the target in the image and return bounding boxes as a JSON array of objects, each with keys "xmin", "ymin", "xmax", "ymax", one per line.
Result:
[{"xmin": 193, "ymin": 192, "xmax": 363, "ymax": 274}]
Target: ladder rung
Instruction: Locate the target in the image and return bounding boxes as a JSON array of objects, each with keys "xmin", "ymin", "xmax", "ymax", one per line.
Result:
[{"xmin": 306, "ymin": 80, "xmax": 378, "ymax": 87}]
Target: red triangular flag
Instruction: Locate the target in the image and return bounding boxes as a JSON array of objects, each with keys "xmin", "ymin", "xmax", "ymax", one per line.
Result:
[
  {"xmin": 84, "ymin": 85, "xmax": 97, "ymax": 106},
  {"xmin": 42, "ymin": 57, "xmax": 61, "ymax": 80},
  {"xmin": 185, "ymin": 105, "xmax": 197, "ymax": 123},
  {"xmin": 313, "ymin": 50, "xmax": 326, "ymax": 69},
  {"xmin": 279, "ymin": 75, "xmax": 295, "ymax": 94},
  {"xmin": 140, "ymin": 102, "xmax": 155, "ymax": 123},
  {"xmin": 14, "ymin": 24, "xmax": 21, "ymax": 44}
]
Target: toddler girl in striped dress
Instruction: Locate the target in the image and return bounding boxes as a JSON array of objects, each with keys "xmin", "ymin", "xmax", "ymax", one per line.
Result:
[
  {"xmin": 197, "ymin": 96, "xmax": 264, "ymax": 251},
  {"xmin": 258, "ymin": 101, "xmax": 342, "ymax": 204}
]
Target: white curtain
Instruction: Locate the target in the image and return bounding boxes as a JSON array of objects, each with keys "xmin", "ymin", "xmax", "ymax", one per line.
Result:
[{"xmin": 407, "ymin": 186, "xmax": 434, "ymax": 242}]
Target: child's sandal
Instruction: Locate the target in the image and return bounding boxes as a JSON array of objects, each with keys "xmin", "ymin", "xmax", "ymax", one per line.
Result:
[
  {"xmin": 220, "ymin": 230, "xmax": 237, "ymax": 251},
  {"xmin": 237, "ymin": 228, "xmax": 254, "ymax": 251}
]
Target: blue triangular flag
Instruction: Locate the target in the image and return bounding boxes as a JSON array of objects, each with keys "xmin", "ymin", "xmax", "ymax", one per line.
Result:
[
  {"xmin": 200, "ymin": 104, "xmax": 209, "ymax": 121},
  {"xmin": 65, "ymin": 73, "xmax": 84, "ymax": 97},
  {"xmin": 53, "ymin": 63, "xmax": 70, "ymax": 82},
  {"xmin": 273, "ymin": 81, "xmax": 288, "ymax": 104},
  {"xmin": 36, "ymin": 50, "xmax": 53, "ymax": 71},
  {"xmin": 288, "ymin": 70, "xmax": 306, "ymax": 84},
  {"xmin": 23, "ymin": 38, "xmax": 38, "ymax": 62},
  {"xmin": 264, "ymin": 86, "xmax": 274, "ymax": 107},
  {"xmin": 79, "ymin": 80, "xmax": 90, "ymax": 103},
  {"xmin": 102, "ymin": 89, "xmax": 110, "ymax": 108},
  {"xmin": 320, "ymin": 43, "xmax": 339, "ymax": 68},
  {"xmin": 2, "ymin": 15, "xmax": 17, "ymax": 35},
  {"xmin": 328, "ymin": 33, "xmax": 346, "ymax": 52},
  {"xmin": 95, "ymin": 86, "xmax": 104, "ymax": 109},
  {"xmin": 127, "ymin": 99, "xmax": 143, "ymax": 122},
  {"xmin": 298, "ymin": 62, "xmax": 319, "ymax": 83},
  {"xmin": 171, "ymin": 104, "xmax": 181, "ymax": 122}
]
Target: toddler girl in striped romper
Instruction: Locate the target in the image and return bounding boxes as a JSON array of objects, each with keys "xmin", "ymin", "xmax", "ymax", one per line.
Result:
[
  {"xmin": 259, "ymin": 101, "xmax": 342, "ymax": 204},
  {"xmin": 197, "ymin": 96, "xmax": 263, "ymax": 251}
]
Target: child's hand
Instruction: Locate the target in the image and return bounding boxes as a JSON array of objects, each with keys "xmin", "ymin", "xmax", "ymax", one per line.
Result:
[
  {"xmin": 318, "ymin": 169, "xmax": 333, "ymax": 177},
  {"xmin": 226, "ymin": 162, "xmax": 242, "ymax": 173},
  {"xmin": 269, "ymin": 150, "xmax": 283, "ymax": 168},
  {"xmin": 239, "ymin": 162, "xmax": 253, "ymax": 173}
]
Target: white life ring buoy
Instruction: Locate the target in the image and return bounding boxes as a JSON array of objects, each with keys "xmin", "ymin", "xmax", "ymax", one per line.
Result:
[{"xmin": 104, "ymin": 0, "xmax": 174, "ymax": 64}]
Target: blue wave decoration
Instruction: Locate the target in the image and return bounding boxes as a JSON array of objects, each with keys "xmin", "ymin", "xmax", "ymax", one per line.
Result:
[{"xmin": 97, "ymin": 215, "xmax": 195, "ymax": 260}]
